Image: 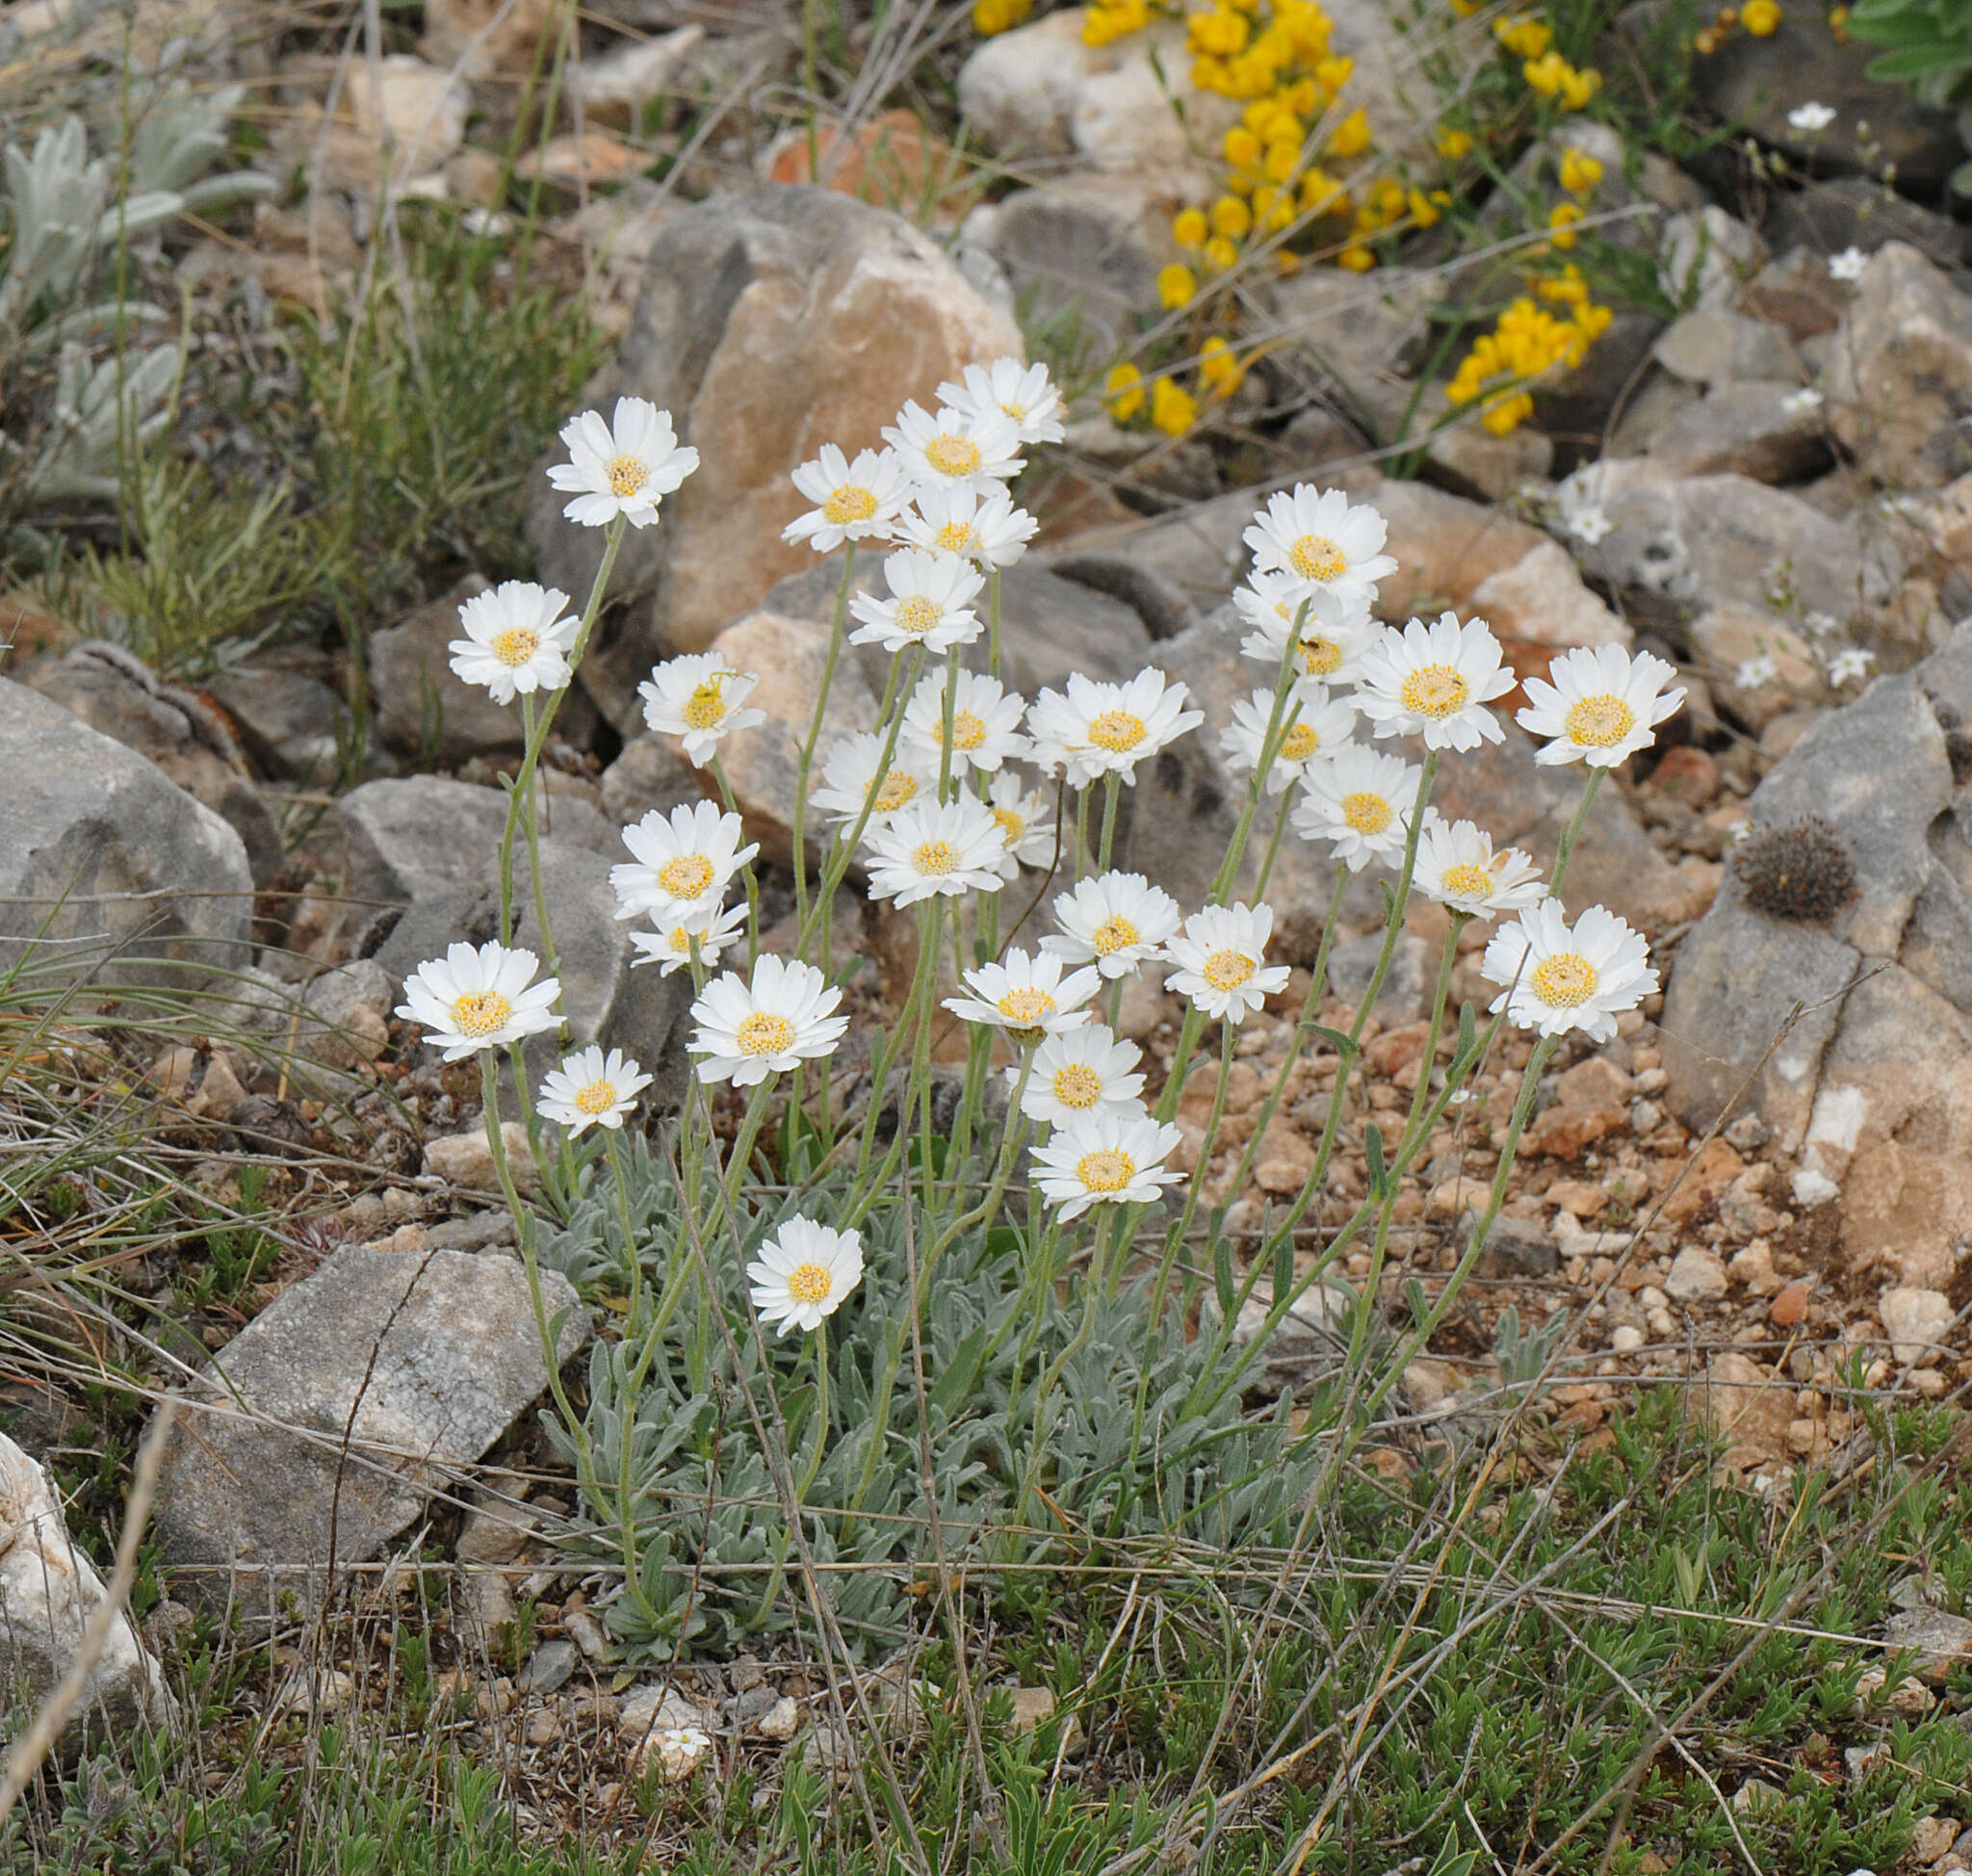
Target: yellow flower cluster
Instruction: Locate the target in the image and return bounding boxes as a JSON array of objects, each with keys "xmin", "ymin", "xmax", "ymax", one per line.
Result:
[
  {"xmin": 971, "ymin": 0, "xmax": 1031, "ymax": 33},
  {"xmin": 1694, "ymin": 0, "xmax": 1780, "ymax": 50},
  {"xmin": 1445, "ymin": 289, "xmax": 1612, "ymax": 433},
  {"xmin": 1104, "ymin": 338, "xmax": 1248, "ymax": 436}
]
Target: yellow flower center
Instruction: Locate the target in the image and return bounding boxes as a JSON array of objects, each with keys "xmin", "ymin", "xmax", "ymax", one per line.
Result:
[
  {"xmin": 1341, "ymin": 792, "xmax": 1393, "ymax": 835},
  {"xmin": 1092, "ymin": 916, "xmax": 1138, "ymax": 955},
  {"xmin": 1531, "ymin": 951, "xmax": 1598, "ymax": 1007},
  {"xmin": 1279, "ymin": 721, "xmax": 1320, "ymax": 761},
  {"xmin": 935, "ymin": 520, "xmax": 976, "ymax": 555},
  {"xmin": 1203, "ymin": 948, "xmax": 1255, "ymax": 991},
  {"xmin": 872, "ymin": 770, "xmax": 919, "ymax": 814},
  {"xmin": 999, "ymin": 400, "xmax": 1027, "ymax": 423},
  {"xmin": 1399, "ymin": 664, "xmax": 1471, "ymax": 718},
  {"xmin": 607, "ymin": 454, "xmax": 650, "ymax": 499},
  {"xmin": 490, "ymin": 627, "xmax": 539, "ymax": 667},
  {"xmin": 659, "ymin": 854, "xmax": 715, "ymax": 899},
  {"xmin": 822, "ymin": 484, "xmax": 878, "ymax": 526},
  {"xmin": 1076, "ymin": 1147, "xmax": 1136, "ymax": 1193},
  {"xmin": 894, "ymin": 595, "xmax": 943, "ymax": 638},
  {"xmin": 682, "ymin": 680, "xmax": 728, "ymax": 729},
  {"xmin": 925, "ymin": 432, "xmax": 982, "ymax": 478},
  {"xmin": 951, "ymin": 710, "xmax": 987, "ymax": 751},
  {"xmin": 574, "ymin": 1080, "xmax": 618, "ymax": 1115},
  {"xmin": 1087, "ymin": 710, "xmax": 1147, "ymax": 752},
  {"xmin": 998, "ymin": 987, "xmax": 1055, "ymax": 1025},
  {"xmin": 450, "ymin": 990, "xmax": 512, "ymax": 1037},
  {"xmin": 991, "ymin": 806, "xmax": 1025, "ymax": 844},
  {"xmin": 786, "ymin": 1262, "xmax": 833, "ymax": 1305},
  {"xmin": 913, "ymin": 840, "xmax": 958, "ymax": 874},
  {"xmin": 1565, "ymin": 693, "xmax": 1637, "ymax": 747},
  {"xmin": 1288, "ymin": 534, "xmax": 1347, "ymax": 582},
  {"xmin": 737, "ymin": 1011, "xmax": 796, "ymax": 1055},
  {"xmin": 1298, "ymin": 636, "xmax": 1343, "ymax": 677},
  {"xmin": 1440, "ymin": 862, "xmax": 1494, "ymax": 899},
  {"xmin": 1053, "ymin": 1063, "xmax": 1103, "ymax": 1108}
]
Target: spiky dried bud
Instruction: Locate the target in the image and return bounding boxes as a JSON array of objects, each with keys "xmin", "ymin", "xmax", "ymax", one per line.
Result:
[{"xmin": 1732, "ymin": 816, "xmax": 1857, "ymax": 924}]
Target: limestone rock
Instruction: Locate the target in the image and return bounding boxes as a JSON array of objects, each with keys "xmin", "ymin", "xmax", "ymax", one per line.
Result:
[
  {"xmin": 0, "ymin": 1431, "xmax": 176, "ymax": 1734},
  {"xmin": 1700, "ymin": 1350, "xmax": 1795, "ymax": 1470},
  {"xmin": 599, "ymin": 733, "xmax": 704, "ymax": 827},
  {"xmin": 1525, "ymin": 1057, "xmax": 1631, "ymax": 1159},
  {"xmin": 527, "ymin": 187, "xmax": 1021, "ymax": 727},
  {"xmin": 1880, "ymin": 1286, "xmax": 1955, "ymax": 1367},
  {"xmin": 424, "ymin": 1122, "xmax": 539, "ymax": 1196},
  {"xmin": 298, "ymin": 958, "xmax": 395, "ymax": 1069},
  {"xmin": 205, "ymin": 664, "xmax": 349, "ymax": 782},
  {"xmin": 1651, "ymin": 308, "xmax": 1797, "ymax": 386},
  {"xmin": 1645, "ymin": 380, "xmax": 1831, "ymax": 484},
  {"xmin": 1825, "ymin": 242, "xmax": 1972, "ymax": 491},
  {"xmin": 1664, "ymin": 1245, "xmax": 1727, "ymax": 1304},
  {"xmin": 568, "ymin": 25, "xmax": 706, "ymax": 123},
  {"xmin": 0, "ymin": 675, "xmax": 253, "ymax": 990},
  {"xmin": 150, "ymin": 1246, "xmax": 587, "ymax": 1607}
]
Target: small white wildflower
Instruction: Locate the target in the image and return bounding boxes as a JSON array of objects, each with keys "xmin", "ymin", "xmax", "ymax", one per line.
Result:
[
  {"xmin": 1009, "ymin": 1024, "xmax": 1146, "ymax": 1128},
  {"xmin": 1481, "ymin": 900, "xmax": 1659, "ymax": 1043},
  {"xmin": 1780, "ymin": 387, "xmax": 1824, "ymax": 416},
  {"xmin": 895, "ymin": 482, "xmax": 1038, "ymax": 568},
  {"xmin": 847, "ymin": 548, "xmax": 985, "ymax": 655},
  {"xmin": 396, "ymin": 942, "xmax": 561, "ymax": 1061},
  {"xmin": 688, "ymin": 953, "xmax": 848, "ymax": 1086},
  {"xmin": 1516, "ymin": 644, "xmax": 1685, "ymax": 769},
  {"xmin": 883, "ymin": 400, "xmax": 1025, "ymax": 492},
  {"xmin": 637, "ymin": 653, "xmax": 766, "ymax": 766},
  {"xmin": 1243, "ymin": 484, "xmax": 1398, "ymax": 608},
  {"xmin": 748, "ymin": 1217, "xmax": 864, "ymax": 1336},
  {"xmin": 652, "ymin": 1723, "xmax": 714, "ymax": 1783},
  {"xmin": 1040, "ymin": 871, "xmax": 1182, "ymax": 980},
  {"xmin": 547, "ymin": 397, "xmax": 698, "ymax": 530},
  {"xmin": 628, "ymin": 899, "xmax": 748, "ymax": 976},
  {"xmin": 862, "ymin": 794, "xmax": 1008, "ymax": 905},
  {"xmin": 1025, "ymin": 669, "xmax": 1204, "ymax": 785},
  {"xmin": 611, "ymin": 800, "xmax": 758, "ymax": 927},
  {"xmin": 809, "ymin": 732, "xmax": 933, "ymax": 829},
  {"xmin": 1413, "ymin": 815, "xmax": 1546, "ymax": 921},
  {"xmin": 1827, "ymin": 646, "xmax": 1875, "ymax": 684},
  {"xmin": 1160, "ymin": 901, "xmax": 1291, "ymax": 1026},
  {"xmin": 937, "ymin": 357, "xmax": 1067, "ymax": 446},
  {"xmin": 1734, "ymin": 653, "xmax": 1779, "ymax": 690},
  {"xmin": 984, "ymin": 770, "xmax": 1057, "ymax": 873},
  {"xmin": 1292, "ymin": 744, "xmax": 1424, "ymax": 872},
  {"xmin": 1029, "ymin": 1108, "xmax": 1185, "ymax": 1218},
  {"xmin": 944, "ymin": 946, "xmax": 1101, "ymax": 1039},
  {"xmin": 447, "ymin": 582, "xmax": 578, "ymax": 703},
  {"xmin": 1233, "ymin": 576, "xmax": 1381, "ymax": 692},
  {"xmin": 1218, "ymin": 685, "xmax": 1357, "ymax": 794},
  {"xmin": 1355, "ymin": 612, "xmax": 1517, "ymax": 752},
  {"xmin": 1828, "ymin": 246, "xmax": 1868, "ymax": 282},
  {"xmin": 783, "ymin": 444, "xmax": 912, "ymax": 552},
  {"xmin": 900, "ymin": 667, "xmax": 1030, "ymax": 776},
  {"xmin": 1788, "ymin": 101, "xmax": 1835, "ymax": 132},
  {"xmin": 537, "ymin": 1046, "xmax": 652, "ymax": 1135}
]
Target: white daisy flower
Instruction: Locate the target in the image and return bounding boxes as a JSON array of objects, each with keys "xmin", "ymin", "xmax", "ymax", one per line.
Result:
[
  {"xmin": 1516, "ymin": 643, "xmax": 1685, "ymax": 769},
  {"xmin": 447, "ymin": 582, "xmax": 578, "ymax": 704},
  {"xmin": 895, "ymin": 482, "xmax": 1037, "ymax": 568},
  {"xmin": 862, "ymin": 794, "xmax": 1009, "ymax": 905},
  {"xmin": 782, "ymin": 444, "xmax": 912, "ymax": 553},
  {"xmin": 1010, "ymin": 1023, "xmax": 1146, "ymax": 1129},
  {"xmin": 847, "ymin": 548, "xmax": 986, "ymax": 656},
  {"xmin": 809, "ymin": 731, "xmax": 933, "ymax": 830},
  {"xmin": 1025, "ymin": 669, "xmax": 1204, "ymax": 785},
  {"xmin": 1234, "ymin": 576, "xmax": 1381, "ymax": 691},
  {"xmin": 1827, "ymin": 646, "xmax": 1874, "ymax": 684},
  {"xmin": 1292, "ymin": 743, "xmax": 1424, "ymax": 872},
  {"xmin": 537, "ymin": 1045, "xmax": 653, "ymax": 1134},
  {"xmin": 1780, "ymin": 387, "xmax": 1824, "ymax": 416},
  {"xmin": 689, "ymin": 952, "xmax": 848, "ymax": 1086},
  {"xmin": 627, "ymin": 899, "xmax": 748, "ymax": 975},
  {"xmin": 652, "ymin": 1724, "xmax": 714, "ymax": 1783},
  {"xmin": 637, "ymin": 652, "xmax": 766, "ymax": 767},
  {"xmin": 1481, "ymin": 899, "xmax": 1659, "ymax": 1044},
  {"xmin": 900, "ymin": 667, "xmax": 1029, "ymax": 777},
  {"xmin": 1734, "ymin": 653, "xmax": 1779, "ymax": 690},
  {"xmin": 1413, "ymin": 815, "xmax": 1546, "ymax": 921},
  {"xmin": 1355, "ymin": 612, "xmax": 1516, "ymax": 751},
  {"xmin": 1828, "ymin": 246, "xmax": 1868, "ymax": 282},
  {"xmin": 1029, "ymin": 1108, "xmax": 1186, "ymax": 1219},
  {"xmin": 1788, "ymin": 101, "xmax": 1835, "ymax": 131},
  {"xmin": 937, "ymin": 357, "xmax": 1067, "ymax": 446},
  {"xmin": 546, "ymin": 397, "xmax": 698, "ymax": 530},
  {"xmin": 983, "ymin": 770, "xmax": 1058, "ymax": 874},
  {"xmin": 747, "ymin": 1216, "xmax": 864, "ymax": 1336},
  {"xmin": 944, "ymin": 945, "xmax": 1101, "ymax": 1039},
  {"xmin": 882, "ymin": 399, "xmax": 1025, "ymax": 492},
  {"xmin": 396, "ymin": 942, "xmax": 561, "ymax": 1061},
  {"xmin": 1219, "ymin": 684, "xmax": 1358, "ymax": 794},
  {"xmin": 1041, "ymin": 871, "xmax": 1182, "ymax": 980},
  {"xmin": 1243, "ymin": 484, "xmax": 1398, "ymax": 608},
  {"xmin": 611, "ymin": 800, "xmax": 759, "ymax": 926},
  {"xmin": 1160, "ymin": 900, "xmax": 1291, "ymax": 1026}
]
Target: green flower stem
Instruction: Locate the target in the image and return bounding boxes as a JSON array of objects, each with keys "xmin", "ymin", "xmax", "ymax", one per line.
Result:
[
  {"xmin": 1252, "ymin": 788, "xmax": 1295, "ymax": 900},
  {"xmin": 912, "ymin": 899, "xmax": 947, "ymax": 1215},
  {"xmin": 706, "ymin": 754, "xmax": 762, "ymax": 967},
  {"xmin": 1074, "ymin": 785, "xmax": 1092, "ymax": 883},
  {"xmin": 718, "ymin": 1079, "xmax": 778, "ymax": 1227},
  {"xmin": 1399, "ymin": 913, "xmax": 1468, "ymax": 1149},
  {"xmin": 499, "ymin": 513, "xmax": 625, "ymax": 946},
  {"xmin": 987, "ymin": 567, "xmax": 1002, "ymax": 680},
  {"xmin": 937, "ymin": 647, "xmax": 961, "ymax": 802},
  {"xmin": 791, "ymin": 543, "xmax": 857, "ymax": 936},
  {"xmin": 1154, "ymin": 1003, "xmax": 1208, "ymax": 1126},
  {"xmin": 515, "ymin": 694, "xmax": 561, "ymax": 1010},
  {"xmin": 600, "ymin": 1128, "xmax": 662, "ymax": 1624},
  {"xmin": 1207, "ymin": 597, "xmax": 1310, "ymax": 908},
  {"xmin": 1017, "ymin": 1207, "xmax": 1113, "ymax": 1541},
  {"xmin": 794, "ymin": 1318, "xmax": 830, "ymax": 1502},
  {"xmin": 1150, "ymin": 1021, "xmax": 1236, "ymax": 1316},
  {"xmin": 1096, "ymin": 771, "xmax": 1123, "ymax": 873},
  {"xmin": 1548, "ymin": 765, "xmax": 1605, "ymax": 899},
  {"xmin": 848, "ymin": 893, "xmax": 944, "ymax": 1207},
  {"xmin": 921, "ymin": 1048, "xmax": 1036, "ymax": 1307}
]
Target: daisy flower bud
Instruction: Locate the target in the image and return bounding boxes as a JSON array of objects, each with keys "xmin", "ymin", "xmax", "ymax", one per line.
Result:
[
  {"xmin": 537, "ymin": 1045, "xmax": 652, "ymax": 1134},
  {"xmin": 1160, "ymin": 901, "xmax": 1291, "ymax": 1025},
  {"xmin": 689, "ymin": 953, "xmax": 848, "ymax": 1086},
  {"xmin": 1516, "ymin": 643, "xmax": 1685, "ymax": 768},
  {"xmin": 396, "ymin": 941, "xmax": 561, "ymax": 1060},
  {"xmin": 848, "ymin": 548, "xmax": 985, "ymax": 655},
  {"xmin": 883, "ymin": 399, "xmax": 1025, "ymax": 491},
  {"xmin": 1481, "ymin": 900, "xmax": 1658, "ymax": 1042},
  {"xmin": 1356, "ymin": 612, "xmax": 1516, "ymax": 751},
  {"xmin": 1010, "ymin": 1024, "xmax": 1147, "ymax": 1128},
  {"xmin": 1025, "ymin": 669, "xmax": 1204, "ymax": 784},
  {"xmin": 809, "ymin": 732, "xmax": 934, "ymax": 828},
  {"xmin": 862, "ymin": 795, "xmax": 1009, "ymax": 905},
  {"xmin": 447, "ymin": 582, "xmax": 578, "ymax": 704},
  {"xmin": 1243, "ymin": 484, "xmax": 1398, "ymax": 607},
  {"xmin": 895, "ymin": 482, "xmax": 1038, "ymax": 568},
  {"xmin": 936, "ymin": 357, "xmax": 1067, "ymax": 446},
  {"xmin": 1292, "ymin": 744, "xmax": 1424, "ymax": 871},
  {"xmin": 783, "ymin": 444, "xmax": 911, "ymax": 552},
  {"xmin": 610, "ymin": 801, "xmax": 759, "ymax": 926},
  {"xmin": 900, "ymin": 668, "xmax": 1029, "ymax": 776},
  {"xmin": 628, "ymin": 899, "xmax": 748, "ymax": 975},
  {"xmin": 1041, "ymin": 871, "xmax": 1181, "ymax": 979},
  {"xmin": 747, "ymin": 1217, "xmax": 864, "ymax": 1335},
  {"xmin": 1233, "ymin": 576, "xmax": 1379, "ymax": 690},
  {"xmin": 1413, "ymin": 815, "xmax": 1545, "ymax": 920},
  {"xmin": 1219, "ymin": 685, "xmax": 1358, "ymax": 793},
  {"xmin": 637, "ymin": 653, "xmax": 766, "ymax": 767},
  {"xmin": 547, "ymin": 397, "xmax": 698, "ymax": 530},
  {"xmin": 944, "ymin": 946, "xmax": 1101, "ymax": 1042},
  {"xmin": 1030, "ymin": 1108, "xmax": 1186, "ymax": 1218},
  {"xmin": 984, "ymin": 771, "xmax": 1056, "ymax": 873}
]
